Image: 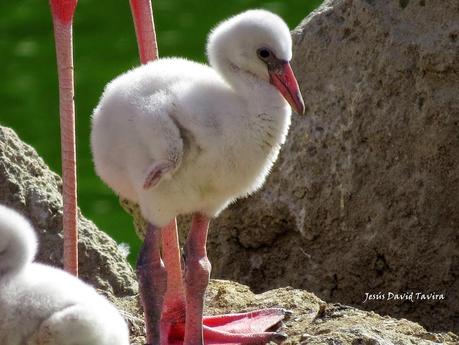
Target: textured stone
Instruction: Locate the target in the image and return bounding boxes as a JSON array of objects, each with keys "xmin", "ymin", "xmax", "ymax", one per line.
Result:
[
  {"xmin": 0, "ymin": 126, "xmax": 144, "ymax": 343},
  {"xmin": 2, "ymin": 125, "xmax": 457, "ymax": 343},
  {"xmin": 205, "ymin": 280, "xmax": 458, "ymax": 345},
  {"xmin": 204, "ymin": 0, "xmax": 459, "ymax": 333}
]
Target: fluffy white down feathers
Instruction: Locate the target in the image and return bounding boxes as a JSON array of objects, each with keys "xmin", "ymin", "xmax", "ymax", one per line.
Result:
[
  {"xmin": 0, "ymin": 205, "xmax": 129, "ymax": 345},
  {"xmin": 91, "ymin": 10, "xmax": 293, "ymax": 227}
]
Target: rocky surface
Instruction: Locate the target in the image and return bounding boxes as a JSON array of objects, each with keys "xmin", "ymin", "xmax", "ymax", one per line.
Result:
[
  {"xmin": 201, "ymin": 0, "xmax": 459, "ymax": 334},
  {"xmin": 1, "ymin": 125, "xmax": 458, "ymax": 343},
  {"xmin": 205, "ymin": 280, "xmax": 458, "ymax": 345},
  {"xmin": 0, "ymin": 126, "xmax": 145, "ymax": 342}
]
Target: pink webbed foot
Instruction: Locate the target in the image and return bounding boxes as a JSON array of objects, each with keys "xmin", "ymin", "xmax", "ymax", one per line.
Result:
[
  {"xmin": 143, "ymin": 160, "xmax": 175, "ymax": 189},
  {"xmin": 162, "ymin": 308, "xmax": 290, "ymax": 345}
]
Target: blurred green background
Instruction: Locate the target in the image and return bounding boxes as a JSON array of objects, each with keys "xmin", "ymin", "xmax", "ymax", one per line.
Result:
[{"xmin": 0, "ymin": 0, "xmax": 322, "ymax": 265}]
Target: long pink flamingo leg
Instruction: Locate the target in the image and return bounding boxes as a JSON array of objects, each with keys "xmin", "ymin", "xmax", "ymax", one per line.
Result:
[
  {"xmin": 183, "ymin": 213, "xmax": 211, "ymax": 345},
  {"xmin": 161, "ymin": 220, "xmax": 186, "ymax": 345},
  {"xmin": 129, "ymin": 0, "xmax": 158, "ymax": 64},
  {"xmin": 49, "ymin": 0, "xmax": 79, "ymax": 276},
  {"xmin": 128, "ymin": 1, "xmax": 168, "ymax": 344},
  {"xmin": 138, "ymin": 224, "xmax": 168, "ymax": 345}
]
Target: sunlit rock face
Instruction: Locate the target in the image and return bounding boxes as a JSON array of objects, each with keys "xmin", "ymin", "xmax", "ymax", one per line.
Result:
[{"xmin": 204, "ymin": 0, "xmax": 459, "ymax": 333}]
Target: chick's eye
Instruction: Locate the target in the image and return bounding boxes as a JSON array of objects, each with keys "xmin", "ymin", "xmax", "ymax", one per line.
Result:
[{"xmin": 257, "ymin": 48, "xmax": 271, "ymax": 59}]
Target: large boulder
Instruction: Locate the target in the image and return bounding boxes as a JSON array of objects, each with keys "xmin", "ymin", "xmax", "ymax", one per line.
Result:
[
  {"xmin": 205, "ymin": 0, "xmax": 459, "ymax": 333},
  {"xmin": 1, "ymin": 126, "xmax": 457, "ymax": 343}
]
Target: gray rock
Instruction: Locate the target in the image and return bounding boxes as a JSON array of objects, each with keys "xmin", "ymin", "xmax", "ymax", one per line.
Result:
[
  {"xmin": 1, "ymin": 126, "xmax": 457, "ymax": 344},
  {"xmin": 205, "ymin": 0, "xmax": 459, "ymax": 333},
  {"xmin": 0, "ymin": 126, "xmax": 144, "ymax": 343},
  {"xmin": 205, "ymin": 280, "xmax": 458, "ymax": 345}
]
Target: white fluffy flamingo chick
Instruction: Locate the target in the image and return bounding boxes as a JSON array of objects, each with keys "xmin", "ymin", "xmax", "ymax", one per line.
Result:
[
  {"xmin": 91, "ymin": 9, "xmax": 304, "ymax": 227},
  {"xmin": 0, "ymin": 205, "xmax": 129, "ymax": 345}
]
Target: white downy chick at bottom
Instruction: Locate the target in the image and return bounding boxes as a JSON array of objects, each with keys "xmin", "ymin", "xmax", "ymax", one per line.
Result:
[{"xmin": 0, "ymin": 204, "xmax": 129, "ymax": 345}]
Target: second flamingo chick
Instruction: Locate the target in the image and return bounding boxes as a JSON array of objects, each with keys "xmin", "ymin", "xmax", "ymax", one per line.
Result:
[{"xmin": 0, "ymin": 205, "xmax": 129, "ymax": 345}]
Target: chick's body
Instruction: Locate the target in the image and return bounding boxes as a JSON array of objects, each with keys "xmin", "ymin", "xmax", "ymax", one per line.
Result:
[{"xmin": 92, "ymin": 57, "xmax": 290, "ymax": 226}]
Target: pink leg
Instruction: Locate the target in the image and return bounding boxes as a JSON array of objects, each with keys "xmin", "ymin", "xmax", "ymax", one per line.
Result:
[
  {"xmin": 49, "ymin": 0, "xmax": 79, "ymax": 276},
  {"xmin": 161, "ymin": 219, "xmax": 186, "ymax": 345},
  {"xmin": 138, "ymin": 224, "xmax": 167, "ymax": 345},
  {"xmin": 129, "ymin": 0, "xmax": 158, "ymax": 64},
  {"xmin": 158, "ymin": 213, "xmax": 289, "ymax": 345},
  {"xmin": 183, "ymin": 213, "xmax": 211, "ymax": 345}
]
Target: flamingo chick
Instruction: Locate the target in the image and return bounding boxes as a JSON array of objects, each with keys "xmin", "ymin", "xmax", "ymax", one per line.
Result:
[
  {"xmin": 91, "ymin": 9, "xmax": 304, "ymax": 345},
  {"xmin": 0, "ymin": 205, "xmax": 129, "ymax": 345}
]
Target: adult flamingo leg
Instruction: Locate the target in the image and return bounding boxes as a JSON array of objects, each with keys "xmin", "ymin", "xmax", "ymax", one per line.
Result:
[
  {"xmin": 137, "ymin": 224, "xmax": 167, "ymax": 345},
  {"xmin": 183, "ymin": 213, "xmax": 212, "ymax": 345},
  {"xmin": 129, "ymin": 0, "xmax": 158, "ymax": 64},
  {"xmin": 127, "ymin": 0, "xmax": 175, "ymax": 343},
  {"xmin": 160, "ymin": 220, "xmax": 186, "ymax": 345},
  {"xmin": 49, "ymin": 0, "xmax": 79, "ymax": 276}
]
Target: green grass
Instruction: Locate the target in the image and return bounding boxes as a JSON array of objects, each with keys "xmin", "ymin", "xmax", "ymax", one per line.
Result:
[{"xmin": 0, "ymin": 0, "xmax": 322, "ymax": 265}]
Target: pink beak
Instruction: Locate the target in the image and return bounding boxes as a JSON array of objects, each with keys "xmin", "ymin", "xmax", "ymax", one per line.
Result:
[{"xmin": 269, "ymin": 62, "xmax": 305, "ymax": 115}]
